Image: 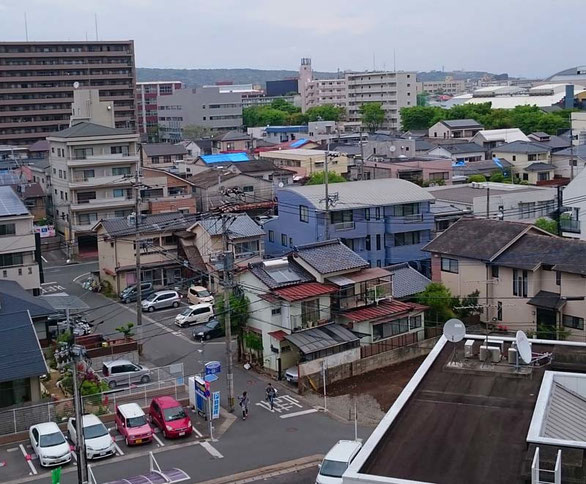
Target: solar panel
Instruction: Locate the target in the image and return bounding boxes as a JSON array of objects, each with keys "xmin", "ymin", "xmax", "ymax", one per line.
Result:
[
  {"xmin": 0, "ymin": 186, "xmax": 28, "ymax": 217},
  {"xmin": 267, "ymin": 268, "xmax": 302, "ymax": 284}
]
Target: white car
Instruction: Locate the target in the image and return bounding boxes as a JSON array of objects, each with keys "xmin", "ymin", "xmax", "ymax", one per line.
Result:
[
  {"xmin": 316, "ymin": 440, "xmax": 362, "ymax": 484},
  {"xmin": 175, "ymin": 303, "xmax": 214, "ymax": 328},
  {"xmin": 29, "ymin": 422, "xmax": 72, "ymax": 468},
  {"xmin": 67, "ymin": 414, "xmax": 115, "ymax": 460},
  {"xmin": 285, "ymin": 365, "xmax": 299, "ymax": 383}
]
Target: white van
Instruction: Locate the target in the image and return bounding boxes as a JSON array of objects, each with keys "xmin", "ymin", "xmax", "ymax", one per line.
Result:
[
  {"xmin": 316, "ymin": 440, "xmax": 362, "ymax": 484},
  {"xmin": 187, "ymin": 285, "xmax": 214, "ymax": 305},
  {"xmin": 175, "ymin": 303, "xmax": 214, "ymax": 328}
]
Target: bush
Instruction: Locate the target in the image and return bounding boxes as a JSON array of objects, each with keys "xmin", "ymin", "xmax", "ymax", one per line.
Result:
[{"xmin": 467, "ymin": 175, "xmax": 487, "ymax": 183}]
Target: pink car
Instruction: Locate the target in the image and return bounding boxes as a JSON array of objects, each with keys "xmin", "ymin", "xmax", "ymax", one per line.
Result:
[
  {"xmin": 115, "ymin": 403, "xmax": 153, "ymax": 446},
  {"xmin": 149, "ymin": 396, "xmax": 193, "ymax": 439}
]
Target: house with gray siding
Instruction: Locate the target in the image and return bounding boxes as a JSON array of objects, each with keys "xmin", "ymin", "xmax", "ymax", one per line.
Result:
[{"xmin": 263, "ymin": 178, "xmax": 435, "ymax": 275}]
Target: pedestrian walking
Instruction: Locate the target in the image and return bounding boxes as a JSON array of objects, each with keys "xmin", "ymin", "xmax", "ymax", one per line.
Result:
[
  {"xmin": 265, "ymin": 383, "xmax": 277, "ymax": 411},
  {"xmin": 238, "ymin": 391, "xmax": 249, "ymax": 420}
]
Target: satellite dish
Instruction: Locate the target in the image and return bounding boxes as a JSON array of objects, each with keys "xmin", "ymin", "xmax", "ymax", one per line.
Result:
[
  {"xmin": 516, "ymin": 330, "xmax": 532, "ymax": 364},
  {"xmin": 443, "ymin": 318, "xmax": 466, "ymax": 343},
  {"xmin": 73, "ymin": 81, "xmax": 80, "ymax": 89},
  {"xmin": 389, "ymin": 145, "xmax": 396, "ymax": 152}
]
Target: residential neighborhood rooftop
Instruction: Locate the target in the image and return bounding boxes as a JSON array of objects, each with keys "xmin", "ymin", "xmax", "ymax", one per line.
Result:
[
  {"xmin": 0, "ymin": 185, "xmax": 31, "ymax": 217},
  {"xmin": 293, "ymin": 239, "xmax": 369, "ymax": 275},
  {"xmin": 386, "ymin": 262, "xmax": 431, "ymax": 299},
  {"xmin": 47, "ymin": 121, "xmax": 135, "ymax": 138},
  {"xmin": 493, "ymin": 140, "xmax": 551, "ymax": 154},
  {"xmin": 142, "ymin": 143, "xmax": 188, "ymax": 157},
  {"xmin": 95, "ymin": 212, "xmax": 200, "ymax": 237},
  {"xmin": 439, "ymin": 118, "xmax": 483, "ymax": 129},
  {"xmin": 195, "ymin": 213, "xmax": 265, "ymax": 239},
  {"xmin": 199, "ymin": 152, "xmax": 250, "ymax": 164}
]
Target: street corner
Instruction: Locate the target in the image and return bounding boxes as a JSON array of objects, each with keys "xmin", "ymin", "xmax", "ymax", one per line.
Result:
[{"xmin": 254, "ymin": 393, "xmax": 318, "ymax": 420}]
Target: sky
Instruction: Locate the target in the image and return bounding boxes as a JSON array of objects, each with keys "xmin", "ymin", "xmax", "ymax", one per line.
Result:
[{"xmin": 0, "ymin": 0, "xmax": 582, "ymax": 78}]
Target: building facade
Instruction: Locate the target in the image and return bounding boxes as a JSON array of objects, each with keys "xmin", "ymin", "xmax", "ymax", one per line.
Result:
[
  {"xmin": 136, "ymin": 81, "xmax": 183, "ymax": 141},
  {"xmin": 0, "ymin": 40, "xmax": 136, "ymax": 146},
  {"xmin": 304, "ymin": 78, "xmax": 347, "ymax": 110},
  {"xmin": 416, "ymin": 77, "xmax": 467, "ymax": 96},
  {"xmin": 345, "ymin": 71, "xmax": 417, "ymax": 131}
]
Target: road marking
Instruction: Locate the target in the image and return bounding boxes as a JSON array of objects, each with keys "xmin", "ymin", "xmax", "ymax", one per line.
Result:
[
  {"xmin": 19, "ymin": 444, "xmax": 37, "ymax": 475},
  {"xmin": 113, "ymin": 442, "xmax": 125, "ymax": 456},
  {"xmin": 125, "ymin": 306, "xmax": 197, "ymax": 346},
  {"xmin": 73, "ymin": 272, "xmax": 91, "ymax": 282},
  {"xmin": 41, "ymin": 256, "xmax": 48, "ymax": 263},
  {"xmin": 6, "ymin": 447, "xmax": 18, "ymax": 452},
  {"xmin": 200, "ymin": 441, "xmax": 223, "ymax": 459},
  {"xmin": 152, "ymin": 433, "xmax": 165, "ymax": 447},
  {"xmin": 192, "ymin": 426, "xmax": 203, "ymax": 438},
  {"xmin": 279, "ymin": 409, "xmax": 319, "ymax": 419}
]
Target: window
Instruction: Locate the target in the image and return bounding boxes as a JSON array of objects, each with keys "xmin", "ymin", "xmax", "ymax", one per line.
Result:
[
  {"xmin": 375, "ymin": 207, "xmax": 381, "ymax": 220},
  {"xmin": 497, "ymin": 301, "xmax": 503, "ymax": 321},
  {"xmin": 365, "ymin": 235, "xmax": 371, "ymax": 251},
  {"xmin": 376, "ymin": 234, "xmax": 381, "ymax": 250},
  {"xmin": 296, "ymin": 205, "xmax": 309, "ymax": 224},
  {"xmin": 60, "ymin": 191, "xmax": 64, "ymax": 200},
  {"xmin": 330, "ymin": 210, "xmax": 353, "ymax": 224},
  {"xmin": 77, "ymin": 191, "xmax": 96, "ymax": 203},
  {"xmin": 151, "ymin": 156, "xmax": 159, "ymax": 164},
  {"xmin": 441, "ymin": 257, "xmax": 459, "ymax": 273},
  {"xmin": 513, "ymin": 269, "xmax": 528, "ymax": 297},
  {"xmin": 58, "ymin": 169, "xmax": 63, "ymax": 179},
  {"xmin": 373, "ymin": 317, "xmax": 410, "ymax": 341},
  {"xmin": 111, "ymin": 145, "xmax": 129, "ymax": 155},
  {"xmin": 0, "ymin": 224, "xmax": 16, "ymax": 236},
  {"xmin": 491, "ymin": 265, "xmax": 499, "ymax": 278},
  {"xmin": 429, "ymin": 172, "xmax": 449, "ymax": 181},
  {"xmin": 268, "ymin": 230, "xmax": 274, "ymax": 242},
  {"xmin": 538, "ymin": 172, "xmax": 550, "ymax": 182},
  {"xmin": 82, "ymin": 169, "xmax": 95, "ymax": 179},
  {"xmin": 74, "ymin": 148, "xmax": 93, "ymax": 159},
  {"xmin": 364, "ymin": 208, "xmax": 370, "ymax": 221},
  {"xmin": 115, "ymin": 209, "xmax": 133, "ymax": 217},
  {"xmin": 563, "ymin": 315, "xmax": 584, "ymax": 330},
  {"xmin": 556, "ymin": 271, "xmax": 561, "ymax": 286},
  {"xmin": 243, "ymin": 186, "xmax": 254, "ymax": 193},
  {"xmin": 271, "ymin": 308, "xmax": 281, "ymax": 316},
  {"xmin": 341, "ymin": 238, "xmax": 354, "ymax": 250},
  {"xmin": 394, "ymin": 231, "xmax": 421, "ymax": 246},
  {"xmin": 112, "ymin": 167, "xmax": 131, "ymax": 176},
  {"xmin": 410, "ymin": 315, "xmax": 423, "ymax": 329},
  {"xmin": 392, "ymin": 203, "xmax": 420, "ymax": 216},
  {"xmin": 281, "ymin": 234, "xmax": 287, "ymax": 247},
  {"xmin": 78, "ymin": 213, "xmax": 98, "ymax": 225},
  {"xmin": 376, "ymin": 260, "xmax": 382, "ymax": 267},
  {"xmin": 0, "ymin": 253, "xmax": 23, "ymax": 267},
  {"xmin": 113, "ymin": 188, "xmax": 126, "ymax": 198}
]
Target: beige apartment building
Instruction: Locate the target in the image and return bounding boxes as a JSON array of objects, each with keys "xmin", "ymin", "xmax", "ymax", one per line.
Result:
[
  {"xmin": 416, "ymin": 77, "xmax": 467, "ymax": 96},
  {"xmin": 304, "ymin": 78, "xmax": 347, "ymax": 111},
  {"xmin": 345, "ymin": 71, "xmax": 417, "ymax": 131},
  {"xmin": 425, "ymin": 218, "xmax": 586, "ymax": 341},
  {"xmin": 0, "ymin": 186, "xmax": 41, "ymax": 293},
  {"xmin": 259, "ymin": 149, "xmax": 349, "ymax": 177},
  {"xmin": 0, "ymin": 40, "xmax": 136, "ymax": 146}
]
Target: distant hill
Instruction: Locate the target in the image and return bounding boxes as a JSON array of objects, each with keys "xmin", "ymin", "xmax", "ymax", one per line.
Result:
[
  {"xmin": 136, "ymin": 68, "xmax": 339, "ymax": 88},
  {"xmin": 416, "ymin": 70, "xmax": 509, "ymax": 82}
]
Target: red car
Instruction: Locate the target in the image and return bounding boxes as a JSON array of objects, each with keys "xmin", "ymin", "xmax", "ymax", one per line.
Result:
[{"xmin": 149, "ymin": 396, "xmax": 193, "ymax": 439}]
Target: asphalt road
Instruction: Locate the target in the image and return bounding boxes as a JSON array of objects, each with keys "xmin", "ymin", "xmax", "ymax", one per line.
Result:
[{"xmin": 0, "ymin": 261, "xmax": 372, "ymax": 483}]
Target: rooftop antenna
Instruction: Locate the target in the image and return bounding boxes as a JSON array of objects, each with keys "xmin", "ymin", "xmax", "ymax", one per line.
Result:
[
  {"xmin": 24, "ymin": 12, "xmax": 29, "ymax": 41},
  {"xmin": 94, "ymin": 13, "xmax": 99, "ymax": 41},
  {"xmin": 443, "ymin": 318, "xmax": 466, "ymax": 343}
]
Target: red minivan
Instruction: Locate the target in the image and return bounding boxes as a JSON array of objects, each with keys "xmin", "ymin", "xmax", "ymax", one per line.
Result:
[
  {"xmin": 149, "ymin": 396, "xmax": 193, "ymax": 439},
  {"xmin": 115, "ymin": 403, "xmax": 153, "ymax": 446}
]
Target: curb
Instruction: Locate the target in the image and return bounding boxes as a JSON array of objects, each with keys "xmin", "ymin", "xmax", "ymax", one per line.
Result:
[{"xmin": 195, "ymin": 454, "xmax": 323, "ymax": 484}]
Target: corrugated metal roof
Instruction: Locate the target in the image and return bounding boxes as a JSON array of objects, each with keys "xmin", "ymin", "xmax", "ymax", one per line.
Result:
[
  {"xmin": 197, "ymin": 214, "xmax": 265, "ymax": 239},
  {"xmin": 543, "ymin": 382, "xmax": 586, "ymax": 441},
  {"xmin": 200, "ymin": 152, "xmax": 250, "ymax": 164},
  {"xmin": 272, "ymin": 282, "xmax": 337, "ymax": 301},
  {"xmin": 284, "ymin": 323, "xmax": 358, "ymax": 354},
  {"xmin": 268, "ymin": 330, "xmax": 288, "ymax": 341},
  {"xmin": 0, "ymin": 186, "xmax": 29, "ymax": 216},
  {"xmin": 341, "ymin": 299, "xmax": 423, "ymax": 323}
]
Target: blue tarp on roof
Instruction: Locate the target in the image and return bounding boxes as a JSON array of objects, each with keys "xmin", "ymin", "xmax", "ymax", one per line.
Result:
[
  {"xmin": 200, "ymin": 152, "xmax": 250, "ymax": 164},
  {"xmin": 290, "ymin": 138, "xmax": 309, "ymax": 148},
  {"xmin": 266, "ymin": 126, "xmax": 308, "ymax": 133}
]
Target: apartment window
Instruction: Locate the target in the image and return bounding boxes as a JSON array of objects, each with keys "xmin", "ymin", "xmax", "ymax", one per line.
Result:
[
  {"xmin": 513, "ymin": 269, "xmax": 528, "ymax": 297},
  {"xmin": 151, "ymin": 156, "xmax": 160, "ymax": 164},
  {"xmin": 281, "ymin": 234, "xmax": 287, "ymax": 247},
  {"xmin": 112, "ymin": 167, "xmax": 131, "ymax": 176},
  {"xmin": 58, "ymin": 169, "xmax": 63, "ymax": 179},
  {"xmin": 111, "ymin": 145, "xmax": 129, "ymax": 155},
  {"xmin": 28, "ymin": 267, "xmax": 32, "ymax": 275},
  {"xmin": 376, "ymin": 234, "xmax": 381, "ymax": 250},
  {"xmin": 375, "ymin": 207, "xmax": 381, "ymax": 220},
  {"xmin": 82, "ymin": 169, "xmax": 95, "ymax": 179},
  {"xmin": 53, "ymin": 168, "xmax": 56, "ymax": 175},
  {"xmin": 77, "ymin": 191, "xmax": 96, "ymax": 203},
  {"xmin": 563, "ymin": 314, "xmax": 584, "ymax": 330},
  {"xmin": 271, "ymin": 308, "xmax": 281, "ymax": 316},
  {"xmin": 289, "ymin": 237, "xmax": 294, "ymax": 248},
  {"xmin": 441, "ymin": 257, "xmax": 459, "ymax": 273},
  {"xmin": 299, "ymin": 205, "xmax": 309, "ymax": 223},
  {"xmin": 163, "ymin": 156, "xmax": 172, "ymax": 163},
  {"xmin": 243, "ymin": 186, "xmax": 254, "ymax": 193},
  {"xmin": 330, "ymin": 210, "xmax": 353, "ymax": 224},
  {"xmin": 365, "ymin": 208, "xmax": 371, "ymax": 221},
  {"xmin": 0, "ymin": 224, "xmax": 16, "ymax": 236},
  {"xmin": 74, "ymin": 148, "xmax": 93, "ymax": 159},
  {"xmin": 78, "ymin": 213, "xmax": 98, "ymax": 225},
  {"xmin": 497, "ymin": 301, "xmax": 503, "ymax": 321},
  {"xmin": 410, "ymin": 314, "xmax": 423, "ymax": 329},
  {"xmin": 512, "ymin": 155, "xmax": 517, "ymax": 162},
  {"xmin": 113, "ymin": 188, "xmax": 126, "ymax": 198},
  {"xmin": 115, "ymin": 209, "xmax": 133, "ymax": 217},
  {"xmin": 64, "ymin": 192, "xmax": 68, "ymax": 201},
  {"xmin": 60, "ymin": 191, "xmax": 64, "ymax": 200},
  {"xmin": 556, "ymin": 271, "xmax": 561, "ymax": 286},
  {"xmin": 0, "ymin": 253, "xmax": 23, "ymax": 267},
  {"xmin": 394, "ymin": 231, "xmax": 421, "ymax": 246},
  {"xmin": 268, "ymin": 230, "xmax": 274, "ymax": 242},
  {"xmin": 365, "ymin": 235, "xmax": 371, "ymax": 251},
  {"xmin": 392, "ymin": 203, "xmax": 420, "ymax": 216},
  {"xmin": 341, "ymin": 238, "xmax": 354, "ymax": 250},
  {"xmin": 491, "ymin": 265, "xmax": 499, "ymax": 278}
]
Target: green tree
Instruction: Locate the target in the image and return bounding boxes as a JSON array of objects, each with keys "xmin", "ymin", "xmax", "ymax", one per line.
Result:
[
  {"xmin": 306, "ymin": 104, "xmax": 346, "ymax": 122},
  {"xmin": 416, "ymin": 282, "xmax": 456, "ymax": 325},
  {"xmin": 359, "ymin": 102, "xmax": 385, "ymax": 132},
  {"xmin": 417, "ymin": 92, "xmax": 428, "ymax": 107},
  {"xmin": 467, "ymin": 174, "xmax": 487, "ymax": 183},
  {"xmin": 115, "ymin": 322, "xmax": 135, "ymax": 340},
  {"xmin": 243, "ymin": 106, "xmax": 289, "ymax": 127},
  {"xmin": 286, "ymin": 112, "xmax": 309, "ymax": 125},
  {"xmin": 306, "ymin": 171, "xmax": 347, "ymax": 185},
  {"xmin": 535, "ymin": 217, "xmax": 558, "ymax": 235},
  {"xmin": 182, "ymin": 124, "xmax": 212, "ymax": 140},
  {"xmin": 214, "ymin": 292, "xmax": 250, "ymax": 360},
  {"xmin": 269, "ymin": 98, "xmax": 300, "ymax": 114},
  {"xmin": 399, "ymin": 105, "xmax": 444, "ymax": 130}
]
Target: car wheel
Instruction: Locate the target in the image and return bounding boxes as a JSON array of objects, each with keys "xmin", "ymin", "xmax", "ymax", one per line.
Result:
[
  {"xmin": 108, "ymin": 380, "xmax": 117, "ymax": 389},
  {"xmin": 140, "ymin": 375, "xmax": 151, "ymax": 384},
  {"xmin": 172, "ymin": 301, "xmax": 179, "ymax": 308},
  {"xmin": 148, "ymin": 306, "xmax": 155, "ymax": 312},
  {"xmin": 205, "ymin": 333, "xmax": 211, "ymax": 340},
  {"xmin": 123, "ymin": 299, "xmax": 129, "ymax": 304}
]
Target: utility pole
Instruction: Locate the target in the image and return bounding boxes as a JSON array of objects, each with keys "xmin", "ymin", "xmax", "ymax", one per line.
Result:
[
  {"xmin": 570, "ymin": 125, "xmax": 575, "ymax": 180},
  {"xmin": 222, "ymin": 215, "xmax": 235, "ymax": 412},
  {"xmin": 359, "ymin": 129, "xmax": 365, "ymax": 181},
  {"xmin": 324, "ymin": 140, "xmax": 330, "ymax": 240},
  {"xmin": 556, "ymin": 185, "xmax": 563, "ymax": 236},
  {"xmin": 486, "ymin": 184, "xmax": 490, "ymax": 219},
  {"xmin": 135, "ymin": 145, "xmax": 143, "ymax": 354}
]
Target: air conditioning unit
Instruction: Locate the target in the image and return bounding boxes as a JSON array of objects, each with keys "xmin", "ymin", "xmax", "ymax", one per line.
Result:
[
  {"xmin": 464, "ymin": 339, "xmax": 474, "ymax": 358},
  {"xmin": 480, "ymin": 345, "xmax": 501, "ymax": 362},
  {"xmin": 508, "ymin": 347, "xmax": 518, "ymax": 364}
]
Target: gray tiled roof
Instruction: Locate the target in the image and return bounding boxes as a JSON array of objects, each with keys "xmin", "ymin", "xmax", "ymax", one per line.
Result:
[
  {"xmin": 230, "ymin": 159, "xmax": 290, "ymax": 174},
  {"xmin": 213, "ymin": 130, "xmax": 250, "ymax": 142},
  {"xmin": 542, "ymin": 382, "xmax": 586, "ymax": 441},
  {"xmin": 525, "ymin": 162, "xmax": 555, "ymax": 172},
  {"xmin": 0, "ymin": 311, "xmax": 48, "ymax": 383},
  {"xmin": 415, "ymin": 139, "xmax": 437, "ymax": 152},
  {"xmin": 248, "ymin": 259, "xmax": 313, "ymax": 289},
  {"xmin": 293, "ymin": 240, "xmax": 369, "ymax": 275},
  {"xmin": 437, "ymin": 143, "xmax": 487, "ymax": 154},
  {"xmin": 423, "ymin": 218, "xmax": 531, "ymax": 261},
  {"xmin": 97, "ymin": 212, "xmax": 200, "ymax": 237},
  {"xmin": 493, "ymin": 141, "xmax": 550, "ymax": 154},
  {"xmin": 441, "ymin": 119, "xmax": 483, "ymax": 129},
  {"xmin": 0, "ymin": 280, "xmax": 56, "ymax": 318},
  {"xmin": 143, "ymin": 143, "xmax": 188, "ymax": 157},
  {"xmin": 553, "ymin": 144, "xmax": 586, "ymax": 158},
  {"xmin": 197, "ymin": 213, "xmax": 265, "ymax": 239},
  {"xmin": 187, "ymin": 169, "xmax": 241, "ymax": 188},
  {"xmin": 48, "ymin": 122, "xmax": 135, "ymax": 138},
  {"xmin": 280, "ymin": 178, "xmax": 434, "ymax": 211},
  {"xmin": 386, "ymin": 263, "xmax": 431, "ymax": 299}
]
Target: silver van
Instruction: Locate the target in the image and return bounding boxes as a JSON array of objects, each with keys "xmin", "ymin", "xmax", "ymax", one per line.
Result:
[
  {"xmin": 101, "ymin": 360, "xmax": 151, "ymax": 389},
  {"xmin": 141, "ymin": 290, "xmax": 181, "ymax": 312}
]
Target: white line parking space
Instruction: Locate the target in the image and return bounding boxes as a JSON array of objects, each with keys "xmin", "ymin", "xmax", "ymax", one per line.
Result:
[
  {"xmin": 192, "ymin": 426, "xmax": 203, "ymax": 438},
  {"xmin": 18, "ymin": 444, "xmax": 37, "ymax": 476},
  {"xmin": 200, "ymin": 441, "xmax": 223, "ymax": 459},
  {"xmin": 113, "ymin": 442, "xmax": 125, "ymax": 456},
  {"xmin": 152, "ymin": 433, "xmax": 165, "ymax": 447}
]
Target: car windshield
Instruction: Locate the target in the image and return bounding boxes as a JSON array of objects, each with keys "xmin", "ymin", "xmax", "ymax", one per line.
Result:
[
  {"xmin": 197, "ymin": 289, "xmax": 211, "ymax": 297},
  {"xmin": 180, "ymin": 308, "xmax": 192, "ymax": 316},
  {"xmin": 145, "ymin": 293, "xmax": 157, "ymax": 301},
  {"xmin": 127, "ymin": 415, "xmax": 147, "ymax": 428},
  {"xmin": 205, "ymin": 320, "xmax": 217, "ymax": 329},
  {"xmin": 162, "ymin": 406, "xmax": 187, "ymax": 422},
  {"xmin": 84, "ymin": 423, "xmax": 108, "ymax": 440},
  {"xmin": 39, "ymin": 431, "xmax": 66, "ymax": 447},
  {"xmin": 320, "ymin": 460, "xmax": 348, "ymax": 478}
]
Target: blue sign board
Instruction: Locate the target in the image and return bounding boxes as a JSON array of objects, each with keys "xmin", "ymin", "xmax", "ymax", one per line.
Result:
[
  {"xmin": 212, "ymin": 391, "xmax": 221, "ymax": 419},
  {"xmin": 204, "ymin": 374, "xmax": 218, "ymax": 383},
  {"xmin": 205, "ymin": 361, "xmax": 221, "ymax": 375}
]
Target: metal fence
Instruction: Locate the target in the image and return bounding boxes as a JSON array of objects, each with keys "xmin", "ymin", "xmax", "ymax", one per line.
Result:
[
  {"xmin": 0, "ymin": 364, "xmax": 185, "ymax": 436},
  {"xmin": 360, "ymin": 332, "xmax": 420, "ymax": 358}
]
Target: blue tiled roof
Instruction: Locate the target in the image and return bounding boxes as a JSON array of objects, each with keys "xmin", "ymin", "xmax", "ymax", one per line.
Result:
[
  {"xmin": 266, "ymin": 126, "xmax": 308, "ymax": 133},
  {"xmin": 290, "ymin": 138, "xmax": 309, "ymax": 148},
  {"xmin": 200, "ymin": 152, "xmax": 250, "ymax": 164}
]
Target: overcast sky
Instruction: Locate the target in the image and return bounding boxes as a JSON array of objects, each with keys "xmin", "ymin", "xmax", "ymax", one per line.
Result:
[{"xmin": 0, "ymin": 0, "xmax": 582, "ymax": 78}]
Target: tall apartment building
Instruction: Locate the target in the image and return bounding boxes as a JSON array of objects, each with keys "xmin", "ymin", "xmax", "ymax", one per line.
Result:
[
  {"xmin": 416, "ymin": 77, "xmax": 467, "ymax": 96},
  {"xmin": 47, "ymin": 90, "xmax": 139, "ymax": 256},
  {"xmin": 136, "ymin": 80, "xmax": 183, "ymax": 141},
  {"xmin": 0, "ymin": 40, "xmax": 136, "ymax": 146},
  {"xmin": 346, "ymin": 71, "xmax": 417, "ymax": 131},
  {"xmin": 157, "ymin": 86, "xmax": 242, "ymax": 142},
  {"xmin": 305, "ymin": 78, "xmax": 347, "ymax": 110}
]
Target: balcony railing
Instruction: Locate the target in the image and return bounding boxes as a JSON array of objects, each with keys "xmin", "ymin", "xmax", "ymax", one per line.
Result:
[
  {"xmin": 290, "ymin": 314, "xmax": 323, "ymax": 330},
  {"xmin": 333, "ymin": 221, "xmax": 355, "ymax": 231},
  {"xmin": 560, "ymin": 218, "xmax": 581, "ymax": 234}
]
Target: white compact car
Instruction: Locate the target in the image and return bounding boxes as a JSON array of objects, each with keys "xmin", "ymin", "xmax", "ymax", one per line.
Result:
[
  {"xmin": 67, "ymin": 414, "xmax": 115, "ymax": 460},
  {"xmin": 316, "ymin": 440, "xmax": 362, "ymax": 484},
  {"xmin": 29, "ymin": 422, "xmax": 72, "ymax": 467},
  {"xmin": 175, "ymin": 303, "xmax": 214, "ymax": 328}
]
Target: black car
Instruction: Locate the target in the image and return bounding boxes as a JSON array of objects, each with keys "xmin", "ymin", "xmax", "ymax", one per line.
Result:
[
  {"xmin": 119, "ymin": 283, "xmax": 155, "ymax": 304},
  {"xmin": 192, "ymin": 319, "xmax": 223, "ymax": 341}
]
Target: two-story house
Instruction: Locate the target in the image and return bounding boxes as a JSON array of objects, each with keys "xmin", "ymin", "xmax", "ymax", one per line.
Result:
[
  {"xmin": 427, "ymin": 142, "xmax": 488, "ymax": 163},
  {"xmin": 141, "ymin": 143, "xmax": 188, "ymax": 169},
  {"xmin": 47, "ymin": 121, "xmax": 140, "ymax": 256},
  {"xmin": 424, "ymin": 218, "xmax": 586, "ymax": 340},
  {"xmin": 428, "ymin": 119, "xmax": 484, "ymax": 140},
  {"xmin": 491, "ymin": 141, "xmax": 554, "ymax": 184},
  {"xmin": 142, "ymin": 167, "xmax": 197, "ymax": 215},
  {"xmin": 263, "ymin": 178, "xmax": 435, "ymax": 275}
]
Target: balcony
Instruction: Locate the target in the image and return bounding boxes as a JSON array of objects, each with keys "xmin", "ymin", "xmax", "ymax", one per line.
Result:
[
  {"xmin": 560, "ymin": 218, "xmax": 581, "ymax": 234},
  {"xmin": 333, "ymin": 221, "xmax": 355, "ymax": 231},
  {"xmin": 290, "ymin": 313, "xmax": 325, "ymax": 330},
  {"xmin": 68, "ymin": 154, "xmax": 138, "ymax": 167},
  {"xmin": 69, "ymin": 175, "xmax": 134, "ymax": 188},
  {"xmin": 70, "ymin": 197, "xmax": 134, "ymax": 211},
  {"xmin": 333, "ymin": 281, "xmax": 392, "ymax": 311}
]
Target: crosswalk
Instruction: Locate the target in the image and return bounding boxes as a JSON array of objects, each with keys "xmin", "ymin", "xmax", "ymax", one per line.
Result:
[{"xmin": 255, "ymin": 394, "xmax": 318, "ymax": 419}]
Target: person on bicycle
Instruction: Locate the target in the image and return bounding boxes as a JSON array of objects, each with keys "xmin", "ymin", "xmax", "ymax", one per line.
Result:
[{"xmin": 265, "ymin": 383, "xmax": 277, "ymax": 411}]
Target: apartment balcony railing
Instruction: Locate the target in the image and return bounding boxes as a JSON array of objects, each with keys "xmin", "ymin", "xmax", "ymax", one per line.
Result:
[
  {"xmin": 333, "ymin": 221, "xmax": 355, "ymax": 231},
  {"xmin": 290, "ymin": 314, "xmax": 324, "ymax": 331},
  {"xmin": 70, "ymin": 197, "xmax": 134, "ymax": 211},
  {"xmin": 560, "ymin": 218, "xmax": 581, "ymax": 234}
]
